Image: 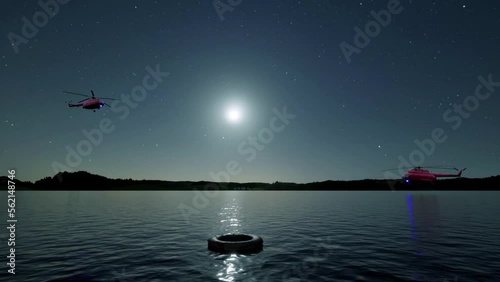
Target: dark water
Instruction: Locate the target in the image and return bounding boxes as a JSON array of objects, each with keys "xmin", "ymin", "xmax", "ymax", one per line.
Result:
[{"xmin": 1, "ymin": 191, "xmax": 499, "ymax": 281}]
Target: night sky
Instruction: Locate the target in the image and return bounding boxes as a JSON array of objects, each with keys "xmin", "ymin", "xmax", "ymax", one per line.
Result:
[{"xmin": 1, "ymin": 0, "xmax": 499, "ymax": 183}]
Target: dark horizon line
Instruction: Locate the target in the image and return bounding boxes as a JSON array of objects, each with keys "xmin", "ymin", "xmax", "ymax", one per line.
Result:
[{"xmin": 3, "ymin": 170, "xmax": 500, "ymax": 185}]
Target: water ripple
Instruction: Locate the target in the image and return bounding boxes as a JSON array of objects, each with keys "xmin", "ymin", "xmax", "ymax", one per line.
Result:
[{"xmin": 1, "ymin": 191, "xmax": 499, "ymax": 281}]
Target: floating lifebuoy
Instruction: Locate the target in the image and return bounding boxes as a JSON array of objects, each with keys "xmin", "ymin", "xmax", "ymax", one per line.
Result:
[{"xmin": 208, "ymin": 233, "xmax": 263, "ymax": 253}]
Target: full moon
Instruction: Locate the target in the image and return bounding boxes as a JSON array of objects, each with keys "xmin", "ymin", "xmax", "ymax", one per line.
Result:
[{"xmin": 226, "ymin": 107, "xmax": 242, "ymax": 123}]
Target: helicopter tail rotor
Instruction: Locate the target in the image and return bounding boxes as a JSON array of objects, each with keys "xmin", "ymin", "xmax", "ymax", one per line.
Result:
[{"xmin": 458, "ymin": 168, "xmax": 467, "ymax": 177}]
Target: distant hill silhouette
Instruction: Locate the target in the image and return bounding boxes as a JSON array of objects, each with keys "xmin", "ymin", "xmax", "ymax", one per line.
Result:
[{"xmin": 1, "ymin": 171, "xmax": 499, "ymax": 191}]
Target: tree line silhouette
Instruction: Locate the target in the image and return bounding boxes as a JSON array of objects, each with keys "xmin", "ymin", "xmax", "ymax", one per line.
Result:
[{"xmin": 1, "ymin": 171, "xmax": 499, "ymax": 190}]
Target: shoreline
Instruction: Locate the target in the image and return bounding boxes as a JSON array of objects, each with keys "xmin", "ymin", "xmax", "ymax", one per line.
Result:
[{"xmin": 2, "ymin": 171, "xmax": 499, "ymax": 191}]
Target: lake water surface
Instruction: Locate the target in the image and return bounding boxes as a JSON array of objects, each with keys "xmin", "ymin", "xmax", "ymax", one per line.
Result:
[{"xmin": 1, "ymin": 191, "xmax": 499, "ymax": 281}]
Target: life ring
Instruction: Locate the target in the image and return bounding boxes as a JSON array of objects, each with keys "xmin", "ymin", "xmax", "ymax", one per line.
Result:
[{"xmin": 208, "ymin": 233, "xmax": 263, "ymax": 253}]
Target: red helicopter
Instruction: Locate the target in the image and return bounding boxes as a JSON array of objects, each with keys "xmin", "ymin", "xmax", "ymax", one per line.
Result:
[
  {"xmin": 385, "ymin": 166, "xmax": 466, "ymax": 184},
  {"xmin": 63, "ymin": 90, "xmax": 116, "ymax": 112}
]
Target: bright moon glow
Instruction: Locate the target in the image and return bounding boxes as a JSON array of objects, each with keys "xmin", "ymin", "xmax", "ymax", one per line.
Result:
[{"xmin": 226, "ymin": 107, "xmax": 242, "ymax": 123}]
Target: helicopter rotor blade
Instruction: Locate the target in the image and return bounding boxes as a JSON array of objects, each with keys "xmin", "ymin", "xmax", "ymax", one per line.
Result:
[
  {"xmin": 382, "ymin": 165, "xmax": 458, "ymax": 172},
  {"xmin": 431, "ymin": 165, "xmax": 454, "ymax": 167},
  {"xmin": 78, "ymin": 98, "xmax": 90, "ymax": 103},
  {"xmin": 99, "ymin": 97, "xmax": 117, "ymax": 100},
  {"xmin": 381, "ymin": 168, "xmax": 405, "ymax": 172},
  {"xmin": 104, "ymin": 103, "xmax": 112, "ymax": 107},
  {"xmin": 63, "ymin": 91, "xmax": 91, "ymax": 98},
  {"xmin": 91, "ymin": 90, "xmax": 95, "ymax": 97},
  {"xmin": 419, "ymin": 166, "xmax": 458, "ymax": 171}
]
